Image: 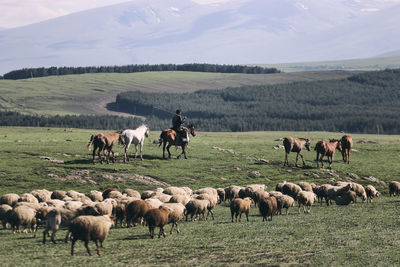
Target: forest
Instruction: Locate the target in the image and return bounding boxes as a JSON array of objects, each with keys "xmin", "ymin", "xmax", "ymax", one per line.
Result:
[
  {"xmin": 1, "ymin": 63, "xmax": 279, "ymax": 80},
  {"xmin": 1, "ymin": 69, "xmax": 399, "ymax": 134}
]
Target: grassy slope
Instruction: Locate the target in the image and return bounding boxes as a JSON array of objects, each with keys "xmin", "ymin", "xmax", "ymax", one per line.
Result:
[
  {"xmin": 0, "ymin": 127, "xmax": 400, "ymax": 265},
  {"xmin": 0, "ymin": 70, "xmax": 359, "ymax": 116}
]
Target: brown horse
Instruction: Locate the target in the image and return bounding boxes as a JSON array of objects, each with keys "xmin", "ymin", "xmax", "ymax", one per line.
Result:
[
  {"xmin": 341, "ymin": 135, "xmax": 353, "ymax": 164},
  {"xmin": 87, "ymin": 131, "xmax": 125, "ymax": 164},
  {"xmin": 283, "ymin": 137, "xmax": 311, "ymax": 167},
  {"xmin": 159, "ymin": 125, "xmax": 196, "ymax": 159},
  {"xmin": 315, "ymin": 139, "xmax": 342, "ymax": 169}
]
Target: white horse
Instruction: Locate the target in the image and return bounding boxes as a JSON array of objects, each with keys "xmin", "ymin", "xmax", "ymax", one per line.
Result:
[{"xmin": 122, "ymin": 125, "xmax": 150, "ymax": 162}]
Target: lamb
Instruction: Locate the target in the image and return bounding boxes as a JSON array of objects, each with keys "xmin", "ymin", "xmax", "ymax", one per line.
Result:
[
  {"xmin": 335, "ymin": 191, "xmax": 357, "ymax": 205},
  {"xmin": 282, "ymin": 182, "xmax": 302, "ymax": 200},
  {"xmin": 7, "ymin": 205, "xmax": 38, "ymax": 236},
  {"xmin": 161, "ymin": 203, "xmax": 186, "ymax": 234},
  {"xmin": 42, "ymin": 205, "xmax": 100, "ymax": 244},
  {"xmin": 69, "ymin": 215, "xmax": 114, "ymax": 256},
  {"xmin": 258, "ymin": 196, "xmax": 278, "ymax": 221},
  {"xmin": 296, "ymin": 191, "xmax": 316, "ymax": 214},
  {"xmin": 0, "ymin": 204, "xmax": 12, "ymax": 229},
  {"xmin": 122, "ymin": 189, "xmax": 141, "ymax": 199},
  {"xmin": 195, "ymin": 193, "xmax": 218, "ymax": 220},
  {"xmin": 230, "ymin": 197, "xmax": 252, "ymax": 222},
  {"xmin": 351, "ymin": 182, "xmax": 367, "ymax": 202},
  {"xmin": 275, "ymin": 194, "xmax": 295, "ymax": 215},
  {"xmin": 365, "ymin": 185, "xmax": 380, "ymax": 203},
  {"xmin": 125, "ymin": 200, "xmax": 153, "ymax": 227},
  {"xmin": 144, "ymin": 206, "xmax": 171, "ymax": 238},
  {"xmin": 389, "ymin": 181, "xmax": 400, "ymax": 197},
  {"xmin": 51, "ymin": 190, "xmax": 67, "ymax": 200},
  {"xmin": 88, "ymin": 190, "xmax": 103, "ymax": 202},
  {"xmin": 0, "ymin": 193, "xmax": 20, "ymax": 206},
  {"xmin": 185, "ymin": 199, "xmax": 210, "ymax": 221}
]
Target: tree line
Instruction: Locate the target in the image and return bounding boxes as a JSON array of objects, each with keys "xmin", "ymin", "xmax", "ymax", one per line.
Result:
[
  {"xmin": 114, "ymin": 69, "xmax": 400, "ymax": 134},
  {"xmin": 2, "ymin": 64, "xmax": 280, "ymax": 80}
]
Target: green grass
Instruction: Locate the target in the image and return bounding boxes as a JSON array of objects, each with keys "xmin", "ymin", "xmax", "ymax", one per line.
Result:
[
  {"xmin": 0, "ymin": 127, "xmax": 400, "ymax": 266},
  {"xmin": 0, "ymin": 70, "xmax": 359, "ymax": 116}
]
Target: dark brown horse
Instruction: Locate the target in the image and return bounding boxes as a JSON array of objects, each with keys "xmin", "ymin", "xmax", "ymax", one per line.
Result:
[
  {"xmin": 283, "ymin": 137, "xmax": 311, "ymax": 167},
  {"xmin": 159, "ymin": 125, "xmax": 196, "ymax": 159},
  {"xmin": 87, "ymin": 131, "xmax": 125, "ymax": 164},
  {"xmin": 341, "ymin": 135, "xmax": 353, "ymax": 164},
  {"xmin": 315, "ymin": 139, "xmax": 342, "ymax": 169}
]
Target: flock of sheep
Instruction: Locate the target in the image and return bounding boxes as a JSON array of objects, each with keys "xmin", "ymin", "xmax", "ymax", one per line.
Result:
[{"xmin": 1, "ymin": 181, "xmax": 400, "ymax": 256}]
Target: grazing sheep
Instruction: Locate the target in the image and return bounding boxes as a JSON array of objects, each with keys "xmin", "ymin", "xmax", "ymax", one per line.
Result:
[
  {"xmin": 122, "ymin": 189, "xmax": 141, "ymax": 199},
  {"xmin": 126, "ymin": 200, "xmax": 152, "ymax": 227},
  {"xmin": 297, "ymin": 191, "xmax": 316, "ymax": 214},
  {"xmin": 47, "ymin": 199, "xmax": 66, "ymax": 208},
  {"xmin": 185, "ymin": 199, "xmax": 209, "ymax": 221},
  {"xmin": 161, "ymin": 203, "xmax": 186, "ymax": 234},
  {"xmin": 88, "ymin": 190, "xmax": 103, "ymax": 202},
  {"xmin": 282, "ymin": 182, "xmax": 302, "ymax": 200},
  {"xmin": 195, "ymin": 193, "xmax": 218, "ymax": 220},
  {"xmin": 230, "ymin": 197, "xmax": 252, "ymax": 222},
  {"xmin": 194, "ymin": 188, "xmax": 218, "ymax": 199},
  {"xmin": 51, "ymin": 190, "xmax": 67, "ymax": 200},
  {"xmin": 216, "ymin": 188, "xmax": 225, "ymax": 203},
  {"xmin": 253, "ymin": 190, "xmax": 270, "ymax": 207},
  {"xmin": 64, "ymin": 201, "xmax": 83, "ymax": 211},
  {"xmin": 19, "ymin": 193, "xmax": 39, "ymax": 204},
  {"xmin": 365, "ymin": 185, "xmax": 380, "ymax": 203},
  {"xmin": 314, "ymin": 184, "xmax": 334, "ymax": 206},
  {"xmin": 268, "ymin": 191, "xmax": 283, "ymax": 198},
  {"xmin": 389, "ymin": 181, "xmax": 400, "ymax": 197},
  {"xmin": 326, "ymin": 183, "xmax": 353, "ymax": 206},
  {"xmin": 351, "ymin": 183, "xmax": 367, "ymax": 202},
  {"xmin": 145, "ymin": 198, "xmax": 164, "ymax": 209},
  {"xmin": 31, "ymin": 189, "xmax": 52, "ymax": 203},
  {"xmin": 258, "ymin": 196, "xmax": 278, "ymax": 221},
  {"xmin": 275, "ymin": 194, "xmax": 295, "ymax": 215},
  {"xmin": 0, "ymin": 204, "xmax": 12, "ymax": 229},
  {"xmin": 0, "ymin": 193, "xmax": 20, "ymax": 206},
  {"xmin": 141, "ymin": 190, "xmax": 157, "ymax": 200},
  {"xmin": 298, "ymin": 182, "xmax": 313, "ymax": 192},
  {"xmin": 335, "ymin": 191, "xmax": 357, "ymax": 205},
  {"xmin": 275, "ymin": 181, "xmax": 286, "ymax": 192},
  {"xmin": 66, "ymin": 190, "xmax": 85, "ymax": 201},
  {"xmin": 144, "ymin": 206, "xmax": 171, "ymax": 238},
  {"xmin": 169, "ymin": 194, "xmax": 191, "ymax": 206},
  {"xmin": 7, "ymin": 205, "xmax": 38, "ymax": 236},
  {"xmin": 150, "ymin": 193, "xmax": 172, "ymax": 203},
  {"xmin": 102, "ymin": 188, "xmax": 120, "ymax": 200},
  {"xmin": 70, "ymin": 215, "xmax": 114, "ymax": 256}
]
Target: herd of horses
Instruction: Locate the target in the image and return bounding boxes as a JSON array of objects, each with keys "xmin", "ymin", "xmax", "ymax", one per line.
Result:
[
  {"xmin": 87, "ymin": 124, "xmax": 351, "ymax": 169},
  {"xmin": 284, "ymin": 135, "xmax": 353, "ymax": 169},
  {"xmin": 87, "ymin": 124, "xmax": 196, "ymax": 164}
]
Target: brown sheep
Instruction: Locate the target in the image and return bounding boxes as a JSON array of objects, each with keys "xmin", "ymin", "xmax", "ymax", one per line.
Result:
[
  {"xmin": 144, "ymin": 206, "xmax": 171, "ymax": 238},
  {"xmin": 69, "ymin": 215, "xmax": 114, "ymax": 256},
  {"xmin": 314, "ymin": 184, "xmax": 334, "ymax": 206},
  {"xmin": 125, "ymin": 200, "xmax": 152, "ymax": 227},
  {"xmin": 230, "ymin": 197, "xmax": 252, "ymax": 222},
  {"xmin": 389, "ymin": 181, "xmax": 400, "ymax": 197},
  {"xmin": 102, "ymin": 188, "xmax": 119, "ymax": 200},
  {"xmin": 365, "ymin": 185, "xmax": 380, "ymax": 203},
  {"xmin": 326, "ymin": 183, "xmax": 353, "ymax": 205},
  {"xmin": 216, "ymin": 188, "xmax": 225, "ymax": 203},
  {"xmin": 224, "ymin": 185, "xmax": 243, "ymax": 202},
  {"xmin": 275, "ymin": 181, "xmax": 286, "ymax": 192},
  {"xmin": 258, "ymin": 196, "xmax": 278, "ymax": 221},
  {"xmin": 297, "ymin": 191, "xmax": 316, "ymax": 214}
]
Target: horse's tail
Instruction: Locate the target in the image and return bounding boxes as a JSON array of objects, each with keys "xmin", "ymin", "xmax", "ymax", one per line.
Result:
[{"xmin": 87, "ymin": 135, "xmax": 95, "ymax": 150}]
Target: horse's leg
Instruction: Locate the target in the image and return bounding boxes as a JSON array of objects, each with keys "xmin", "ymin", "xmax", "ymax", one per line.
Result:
[
  {"xmin": 92, "ymin": 146, "xmax": 97, "ymax": 164},
  {"xmin": 295, "ymin": 152, "xmax": 300, "ymax": 167},
  {"xmin": 284, "ymin": 152, "xmax": 289, "ymax": 166},
  {"xmin": 299, "ymin": 152, "xmax": 305, "ymax": 166},
  {"xmin": 124, "ymin": 142, "xmax": 131, "ymax": 163},
  {"xmin": 139, "ymin": 142, "xmax": 143, "ymax": 160},
  {"xmin": 167, "ymin": 144, "xmax": 172, "ymax": 159},
  {"xmin": 319, "ymin": 154, "xmax": 324, "ymax": 168},
  {"xmin": 162, "ymin": 141, "xmax": 167, "ymax": 159},
  {"xmin": 134, "ymin": 144, "xmax": 138, "ymax": 158},
  {"xmin": 348, "ymin": 149, "xmax": 351, "ymax": 164},
  {"xmin": 182, "ymin": 144, "xmax": 187, "ymax": 159}
]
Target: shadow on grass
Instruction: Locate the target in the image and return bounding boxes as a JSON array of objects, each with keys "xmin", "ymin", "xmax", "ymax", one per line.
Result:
[{"xmin": 121, "ymin": 234, "xmax": 151, "ymax": 240}]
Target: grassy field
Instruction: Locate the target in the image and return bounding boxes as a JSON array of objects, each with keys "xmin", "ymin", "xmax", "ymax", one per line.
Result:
[
  {"xmin": 0, "ymin": 70, "xmax": 359, "ymax": 116},
  {"xmin": 0, "ymin": 127, "xmax": 399, "ymax": 266}
]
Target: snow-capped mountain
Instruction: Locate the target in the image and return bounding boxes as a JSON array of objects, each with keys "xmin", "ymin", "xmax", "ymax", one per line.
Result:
[{"xmin": 1, "ymin": 0, "xmax": 400, "ymax": 74}]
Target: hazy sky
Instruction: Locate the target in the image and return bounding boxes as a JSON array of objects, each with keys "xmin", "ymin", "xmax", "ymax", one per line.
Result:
[{"xmin": 0, "ymin": 0, "xmax": 230, "ymax": 29}]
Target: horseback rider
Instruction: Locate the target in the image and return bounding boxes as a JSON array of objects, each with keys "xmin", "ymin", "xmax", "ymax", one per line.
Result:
[{"xmin": 172, "ymin": 109, "xmax": 187, "ymax": 142}]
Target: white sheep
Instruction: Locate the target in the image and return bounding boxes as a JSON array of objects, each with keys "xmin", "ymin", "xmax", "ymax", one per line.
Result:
[
  {"xmin": 0, "ymin": 193, "xmax": 20, "ymax": 206},
  {"xmin": 185, "ymin": 199, "xmax": 209, "ymax": 221},
  {"xmin": 161, "ymin": 203, "xmax": 186, "ymax": 234},
  {"xmin": 0, "ymin": 204, "xmax": 12, "ymax": 229},
  {"xmin": 88, "ymin": 190, "xmax": 103, "ymax": 202},
  {"xmin": 365, "ymin": 185, "xmax": 380, "ymax": 203},
  {"xmin": 7, "ymin": 205, "xmax": 38, "ymax": 236},
  {"xmin": 297, "ymin": 191, "xmax": 317, "ymax": 214}
]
